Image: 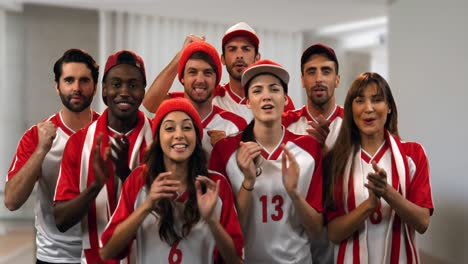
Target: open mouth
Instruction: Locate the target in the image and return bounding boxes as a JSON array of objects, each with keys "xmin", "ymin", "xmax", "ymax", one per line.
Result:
[
  {"xmin": 261, "ymin": 104, "xmax": 274, "ymax": 110},
  {"xmin": 171, "ymin": 143, "xmax": 188, "ymax": 151}
]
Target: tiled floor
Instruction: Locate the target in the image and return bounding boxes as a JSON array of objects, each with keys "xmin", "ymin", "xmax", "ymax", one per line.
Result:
[{"xmin": 0, "ymin": 219, "xmax": 35, "ymax": 264}]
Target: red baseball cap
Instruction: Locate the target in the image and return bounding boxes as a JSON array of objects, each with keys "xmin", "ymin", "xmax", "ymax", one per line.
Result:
[{"xmin": 103, "ymin": 50, "xmax": 146, "ymax": 85}]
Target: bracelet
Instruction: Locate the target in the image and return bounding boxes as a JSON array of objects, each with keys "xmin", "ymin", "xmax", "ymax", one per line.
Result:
[{"xmin": 242, "ymin": 182, "xmax": 254, "ymax": 191}]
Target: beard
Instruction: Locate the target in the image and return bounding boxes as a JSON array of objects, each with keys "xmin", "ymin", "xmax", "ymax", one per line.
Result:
[{"xmin": 59, "ymin": 89, "xmax": 93, "ymax": 113}]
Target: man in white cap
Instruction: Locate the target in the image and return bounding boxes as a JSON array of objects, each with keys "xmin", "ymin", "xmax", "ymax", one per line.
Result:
[
  {"xmin": 214, "ymin": 22, "xmax": 295, "ymax": 123},
  {"xmin": 142, "ymin": 22, "xmax": 295, "ymax": 124}
]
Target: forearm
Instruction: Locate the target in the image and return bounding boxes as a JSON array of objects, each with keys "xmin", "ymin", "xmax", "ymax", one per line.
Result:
[
  {"xmin": 142, "ymin": 52, "xmax": 181, "ymax": 113},
  {"xmin": 289, "ymin": 192, "xmax": 323, "ymax": 238},
  {"xmin": 383, "ymin": 188, "xmax": 430, "ymax": 233},
  {"xmin": 206, "ymin": 218, "xmax": 242, "ymax": 264},
  {"xmin": 4, "ymin": 149, "xmax": 47, "ymax": 210},
  {"xmin": 101, "ymin": 200, "xmax": 152, "ymax": 260},
  {"xmin": 328, "ymin": 200, "xmax": 375, "ymax": 244},
  {"xmin": 54, "ymin": 182, "xmax": 103, "ymax": 232},
  {"xmin": 236, "ymin": 182, "xmax": 254, "ymax": 228}
]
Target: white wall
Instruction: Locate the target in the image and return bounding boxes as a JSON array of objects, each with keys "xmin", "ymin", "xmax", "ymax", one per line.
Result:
[
  {"xmin": 23, "ymin": 4, "xmax": 99, "ymax": 125},
  {"xmin": 389, "ymin": 0, "xmax": 468, "ymax": 263},
  {"xmin": 0, "ymin": 4, "xmax": 99, "ymax": 217}
]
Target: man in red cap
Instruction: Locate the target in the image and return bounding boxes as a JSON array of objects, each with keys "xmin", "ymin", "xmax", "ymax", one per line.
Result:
[
  {"xmin": 54, "ymin": 50, "xmax": 153, "ymax": 263},
  {"xmin": 5, "ymin": 48, "xmax": 100, "ymax": 264},
  {"xmin": 144, "ymin": 41, "xmax": 246, "ymax": 155},
  {"xmin": 282, "ymin": 43, "xmax": 343, "ymax": 264}
]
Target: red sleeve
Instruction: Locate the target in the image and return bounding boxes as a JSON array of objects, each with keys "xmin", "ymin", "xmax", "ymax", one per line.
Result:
[
  {"xmin": 284, "ymin": 95, "xmax": 296, "ymax": 112},
  {"xmin": 210, "ymin": 172, "xmax": 244, "ymax": 262},
  {"xmin": 209, "ymin": 141, "xmax": 227, "ymax": 178},
  {"xmin": 101, "ymin": 166, "xmax": 146, "ymax": 260},
  {"xmin": 7, "ymin": 126, "xmax": 39, "ymax": 181},
  {"xmin": 325, "ymin": 176, "xmax": 346, "ymax": 223},
  {"xmin": 218, "ymin": 109, "xmax": 248, "ymax": 131},
  {"xmin": 404, "ymin": 142, "xmax": 434, "ymax": 215},
  {"xmin": 297, "ymin": 136, "xmax": 324, "ymax": 213},
  {"xmin": 54, "ymin": 131, "xmax": 84, "ymax": 203}
]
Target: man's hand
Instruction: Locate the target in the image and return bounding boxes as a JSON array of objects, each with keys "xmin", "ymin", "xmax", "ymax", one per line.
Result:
[
  {"xmin": 306, "ymin": 115, "xmax": 331, "ymax": 149},
  {"xmin": 37, "ymin": 121, "xmax": 57, "ymax": 153}
]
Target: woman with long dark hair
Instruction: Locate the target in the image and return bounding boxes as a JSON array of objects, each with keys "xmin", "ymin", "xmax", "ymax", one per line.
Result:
[
  {"xmin": 324, "ymin": 72, "xmax": 433, "ymax": 263},
  {"xmin": 99, "ymin": 98, "xmax": 243, "ymax": 264},
  {"xmin": 210, "ymin": 60, "xmax": 324, "ymax": 263}
]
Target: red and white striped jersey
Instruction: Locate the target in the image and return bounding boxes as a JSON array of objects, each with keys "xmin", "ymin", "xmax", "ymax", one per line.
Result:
[
  {"xmin": 209, "ymin": 129, "xmax": 323, "ymax": 263},
  {"xmin": 101, "ymin": 166, "xmax": 244, "ymax": 264},
  {"xmin": 7, "ymin": 111, "xmax": 99, "ymax": 263}
]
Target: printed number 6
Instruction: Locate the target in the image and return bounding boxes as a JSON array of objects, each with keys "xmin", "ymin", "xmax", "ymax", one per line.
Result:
[{"xmin": 168, "ymin": 241, "xmax": 182, "ymax": 264}]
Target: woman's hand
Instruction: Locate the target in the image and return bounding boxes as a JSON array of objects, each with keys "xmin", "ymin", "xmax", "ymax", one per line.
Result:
[
  {"xmin": 147, "ymin": 172, "xmax": 180, "ymax": 207},
  {"xmin": 236, "ymin": 141, "xmax": 262, "ymax": 190},
  {"xmin": 196, "ymin": 175, "xmax": 220, "ymax": 221},
  {"xmin": 281, "ymin": 144, "xmax": 301, "ymax": 199},
  {"xmin": 365, "ymin": 161, "xmax": 390, "ymax": 198}
]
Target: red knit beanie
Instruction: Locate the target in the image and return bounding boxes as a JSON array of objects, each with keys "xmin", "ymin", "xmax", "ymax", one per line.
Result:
[
  {"xmin": 177, "ymin": 41, "xmax": 222, "ymax": 86},
  {"xmin": 152, "ymin": 98, "xmax": 203, "ymax": 140}
]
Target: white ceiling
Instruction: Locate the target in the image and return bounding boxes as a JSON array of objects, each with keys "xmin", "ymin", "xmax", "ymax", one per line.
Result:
[{"xmin": 7, "ymin": 0, "xmax": 389, "ymax": 32}]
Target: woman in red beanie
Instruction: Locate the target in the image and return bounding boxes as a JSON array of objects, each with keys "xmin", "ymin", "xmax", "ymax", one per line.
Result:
[
  {"xmin": 210, "ymin": 60, "xmax": 324, "ymax": 263},
  {"xmin": 99, "ymin": 98, "xmax": 243, "ymax": 264}
]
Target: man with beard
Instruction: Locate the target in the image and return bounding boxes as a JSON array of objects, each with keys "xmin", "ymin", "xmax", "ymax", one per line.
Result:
[
  {"xmin": 5, "ymin": 49, "xmax": 100, "ymax": 264},
  {"xmin": 283, "ymin": 43, "xmax": 343, "ymax": 152},
  {"xmin": 142, "ymin": 22, "xmax": 295, "ymax": 124},
  {"xmin": 282, "ymin": 43, "xmax": 343, "ymax": 264},
  {"xmin": 142, "ymin": 36, "xmax": 247, "ymax": 154},
  {"xmin": 214, "ymin": 21, "xmax": 295, "ymax": 122},
  {"xmin": 53, "ymin": 50, "xmax": 153, "ymax": 263}
]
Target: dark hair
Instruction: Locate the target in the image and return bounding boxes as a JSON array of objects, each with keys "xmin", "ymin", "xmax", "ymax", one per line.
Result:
[
  {"xmin": 180, "ymin": 51, "xmax": 218, "ymax": 80},
  {"xmin": 324, "ymin": 72, "xmax": 399, "ymax": 210},
  {"xmin": 244, "ymin": 73, "xmax": 288, "ymax": 99},
  {"xmin": 144, "ymin": 119, "xmax": 207, "ymax": 245},
  {"xmin": 300, "ymin": 49, "xmax": 339, "ymax": 75},
  {"xmin": 53, "ymin": 48, "xmax": 99, "ymax": 84},
  {"xmin": 222, "ymin": 39, "xmax": 259, "ymax": 55}
]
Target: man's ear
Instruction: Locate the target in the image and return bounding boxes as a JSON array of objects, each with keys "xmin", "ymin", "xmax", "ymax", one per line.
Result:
[
  {"xmin": 221, "ymin": 54, "xmax": 226, "ymax": 66},
  {"xmin": 55, "ymin": 83, "xmax": 60, "ymax": 96},
  {"xmin": 335, "ymin": 74, "xmax": 341, "ymax": 88},
  {"xmin": 255, "ymin": 52, "xmax": 261, "ymax": 62}
]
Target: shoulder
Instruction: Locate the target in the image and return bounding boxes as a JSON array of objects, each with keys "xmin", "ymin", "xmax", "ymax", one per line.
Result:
[
  {"xmin": 286, "ymin": 130, "xmax": 321, "ymax": 155},
  {"xmin": 282, "ymin": 106, "xmax": 306, "ymax": 125},
  {"xmin": 213, "ymin": 105, "xmax": 247, "ymax": 127},
  {"xmin": 214, "ymin": 83, "xmax": 228, "ymax": 97},
  {"xmin": 401, "ymin": 140, "xmax": 428, "ymax": 162}
]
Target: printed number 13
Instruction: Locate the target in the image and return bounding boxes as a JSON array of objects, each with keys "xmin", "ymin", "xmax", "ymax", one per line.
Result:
[{"xmin": 260, "ymin": 195, "xmax": 284, "ymax": 223}]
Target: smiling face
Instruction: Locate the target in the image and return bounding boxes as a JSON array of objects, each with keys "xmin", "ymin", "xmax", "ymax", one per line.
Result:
[
  {"xmin": 246, "ymin": 74, "xmax": 287, "ymax": 125},
  {"xmin": 56, "ymin": 62, "xmax": 96, "ymax": 113},
  {"xmin": 352, "ymin": 82, "xmax": 390, "ymax": 141},
  {"xmin": 159, "ymin": 111, "xmax": 197, "ymax": 166},
  {"xmin": 102, "ymin": 64, "xmax": 145, "ymax": 122},
  {"xmin": 182, "ymin": 59, "xmax": 216, "ymax": 105}
]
